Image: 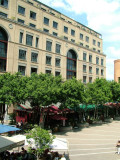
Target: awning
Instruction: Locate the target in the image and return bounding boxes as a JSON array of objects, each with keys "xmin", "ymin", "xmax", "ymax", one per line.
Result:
[
  {"xmin": 15, "ymin": 101, "xmax": 32, "ymax": 112},
  {"xmin": 43, "ymin": 105, "xmax": 61, "ymax": 114},
  {"xmin": 0, "ymin": 124, "xmax": 20, "ymax": 134},
  {"xmin": 51, "ymin": 115, "xmax": 67, "ymax": 120},
  {"xmin": 0, "ymin": 135, "xmax": 25, "ymax": 152}
]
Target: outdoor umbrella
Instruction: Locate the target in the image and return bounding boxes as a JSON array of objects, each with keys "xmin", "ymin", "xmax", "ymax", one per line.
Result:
[{"xmin": 0, "ymin": 124, "xmax": 20, "ymax": 134}]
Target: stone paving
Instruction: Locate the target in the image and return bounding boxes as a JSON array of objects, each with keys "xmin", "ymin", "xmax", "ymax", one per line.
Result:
[{"xmin": 55, "ymin": 121, "xmax": 120, "ymax": 160}]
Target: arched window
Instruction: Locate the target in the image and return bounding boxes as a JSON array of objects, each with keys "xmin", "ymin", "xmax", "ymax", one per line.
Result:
[
  {"xmin": 67, "ymin": 49, "xmax": 77, "ymax": 79},
  {"xmin": 0, "ymin": 27, "xmax": 8, "ymax": 72}
]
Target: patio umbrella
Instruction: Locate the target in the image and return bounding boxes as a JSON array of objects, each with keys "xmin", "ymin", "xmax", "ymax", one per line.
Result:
[{"xmin": 0, "ymin": 124, "xmax": 20, "ymax": 134}]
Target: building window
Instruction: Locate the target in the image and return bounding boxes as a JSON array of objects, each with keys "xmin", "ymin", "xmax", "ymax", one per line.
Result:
[
  {"xmin": 46, "ymin": 41, "xmax": 52, "ymax": 51},
  {"xmin": 93, "ymin": 39, "xmax": 96, "ymax": 45},
  {"xmin": 0, "ymin": 12, "xmax": 7, "ymax": 17},
  {"xmin": 53, "ymin": 32, "xmax": 58, "ymax": 36},
  {"xmin": 83, "ymin": 52, "xmax": 87, "ymax": 61},
  {"xmin": 46, "ymin": 69, "xmax": 51, "ymax": 74},
  {"xmin": 71, "ymin": 29, "xmax": 75, "ymax": 36},
  {"xmin": 31, "ymin": 52, "xmax": 38, "ymax": 62},
  {"xmin": 55, "ymin": 71, "xmax": 60, "ymax": 76},
  {"xmin": 96, "ymin": 57, "xmax": 99, "ymax": 65},
  {"xmin": 86, "ymin": 36, "xmax": 89, "ymax": 42},
  {"xmin": 26, "ymin": 34, "xmax": 33, "ymax": 46},
  {"xmin": 64, "ymin": 26, "xmax": 68, "ymax": 33},
  {"xmin": 55, "ymin": 58, "xmax": 60, "ymax": 67},
  {"xmin": 80, "ymin": 33, "xmax": 83, "ymax": 40},
  {"xmin": 83, "ymin": 76, "xmax": 86, "ymax": 83},
  {"xmin": 29, "ymin": 23, "xmax": 36, "ymax": 28},
  {"xmin": 35, "ymin": 37, "xmax": 39, "ymax": 48},
  {"xmin": 93, "ymin": 48, "xmax": 96, "ymax": 51},
  {"xmin": 98, "ymin": 50, "xmax": 100, "ymax": 53},
  {"xmin": 43, "ymin": 28, "xmax": 49, "ymax": 33},
  {"xmin": 18, "ymin": 6, "xmax": 25, "ymax": 15},
  {"xmin": 80, "ymin": 43, "xmax": 83, "ymax": 46},
  {"xmin": 89, "ymin": 77, "xmax": 92, "ymax": 83},
  {"xmin": 19, "ymin": 49, "xmax": 26, "ymax": 60},
  {"xmin": 55, "ymin": 44, "xmax": 61, "ymax": 54},
  {"xmin": 101, "ymin": 69, "xmax": 104, "ymax": 76},
  {"xmin": 98, "ymin": 42, "xmax": 100, "ymax": 47},
  {"xmin": 31, "ymin": 67, "xmax": 37, "ymax": 74},
  {"xmin": 53, "ymin": 21, "xmax": 58, "ymax": 29},
  {"xmin": 89, "ymin": 55, "xmax": 92, "ymax": 63},
  {"xmin": 67, "ymin": 49, "xmax": 77, "ymax": 79},
  {"xmin": 30, "ymin": 11, "xmax": 36, "ymax": 20},
  {"xmin": 46, "ymin": 56, "xmax": 51, "ymax": 65},
  {"xmin": 101, "ymin": 59, "xmax": 104, "ymax": 66},
  {"xmin": 18, "ymin": 65, "xmax": 26, "ymax": 76},
  {"xmin": 64, "ymin": 36, "xmax": 68, "ymax": 40},
  {"xmin": 71, "ymin": 39, "xmax": 75, "ymax": 43},
  {"xmin": 86, "ymin": 45, "xmax": 89, "ymax": 48},
  {"xmin": 44, "ymin": 17, "xmax": 49, "ymax": 25},
  {"xmin": 0, "ymin": 0, "xmax": 8, "ymax": 8},
  {"xmin": 18, "ymin": 18, "xmax": 24, "ymax": 24},
  {"xmin": 19, "ymin": 32, "xmax": 23, "ymax": 43},
  {"xmin": 89, "ymin": 66, "xmax": 92, "ymax": 74},
  {"xmin": 83, "ymin": 65, "xmax": 86, "ymax": 73},
  {"xmin": 96, "ymin": 68, "xmax": 99, "ymax": 75},
  {"xmin": 0, "ymin": 59, "xmax": 6, "ymax": 72}
]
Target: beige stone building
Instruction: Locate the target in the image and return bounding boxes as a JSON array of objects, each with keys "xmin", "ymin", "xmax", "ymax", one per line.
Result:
[
  {"xmin": 0, "ymin": 0, "xmax": 106, "ymax": 84},
  {"xmin": 114, "ymin": 59, "xmax": 120, "ymax": 82}
]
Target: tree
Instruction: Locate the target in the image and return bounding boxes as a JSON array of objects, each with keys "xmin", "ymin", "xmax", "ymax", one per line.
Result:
[{"xmin": 26, "ymin": 125, "xmax": 55, "ymax": 159}]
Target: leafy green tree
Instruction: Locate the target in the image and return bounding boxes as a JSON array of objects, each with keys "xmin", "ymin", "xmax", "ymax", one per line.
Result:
[{"xmin": 26, "ymin": 125, "xmax": 55, "ymax": 159}]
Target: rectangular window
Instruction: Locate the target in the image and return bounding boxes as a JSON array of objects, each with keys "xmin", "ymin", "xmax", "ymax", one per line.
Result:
[
  {"xmin": 31, "ymin": 52, "xmax": 38, "ymax": 62},
  {"xmin": 98, "ymin": 50, "xmax": 100, "ymax": 53},
  {"xmin": 0, "ymin": 0, "xmax": 8, "ymax": 8},
  {"xmin": 93, "ymin": 48, "xmax": 96, "ymax": 51},
  {"xmin": 93, "ymin": 39, "xmax": 96, "ymax": 45},
  {"xmin": 0, "ymin": 59, "xmax": 6, "ymax": 71},
  {"xmin": 55, "ymin": 44, "xmax": 61, "ymax": 54},
  {"xmin": 18, "ymin": 65, "xmax": 26, "ymax": 76},
  {"xmin": 19, "ymin": 32, "xmax": 23, "ymax": 43},
  {"xmin": 43, "ymin": 28, "xmax": 49, "ymax": 33},
  {"xmin": 55, "ymin": 71, "xmax": 60, "ymax": 76},
  {"xmin": 83, "ymin": 52, "xmax": 86, "ymax": 61},
  {"xmin": 64, "ymin": 36, "xmax": 68, "ymax": 40},
  {"xmin": 19, "ymin": 49, "xmax": 26, "ymax": 60},
  {"xmin": 89, "ymin": 55, "xmax": 92, "ymax": 63},
  {"xmin": 80, "ymin": 33, "xmax": 83, "ymax": 40},
  {"xmin": 101, "ymin": 69, "xmax": 104, "ymax": 76},
  {"xmin": 18, "ymin": 6, "xmax": 25, "ymax": 15},
  {"xmin": 26, "ymin": 34, "xmax": 33, "ymax": 46},
  {"xmin": 98, "ymin": 42, "xmax": 100, "ymax": 47},
  {"xmin": 53, "ymin": 21, "xmax": 58, "ymax": 29},
  {"xmin": 80, "ymin": 43, "xmax": 83, "ymax": 46},
  {"xmin": 83, "ymin": 76, "xmax": 86, "ymax": 83},
  {"xmin": 46, "ymin": 41, "xmax": 52, "ymax": 51},
  {"xmin": 53, "ymin": 32, "xmax": 58, "ymax": 36},
  {"xmin": 96, "ymin": 68, "xmax": 99, "ymax": 75},
  {"xmin": 46, "ymin": 56, "xmax": 51, "ymax": 65},
  {"xmin": 18, "ymin": 18, "xmax": 24, "ymax": 24},
  {"xmin": 35, "ymin": 37, "xmax": 39, "ymax": 48},
  {"xmin": 31, "ymin": 67, "xmax": 37, "ymax": 74},
  {"xmin": 29, "ymin": 23, "xmax": 36, "ymax": 28},
  {"xmin": 89, "ymin": 77, "xmax": 92, "ymax": 83},
  {"xmin": 71, "ymin": 39, "xmax": 75, "ymax": 43},
  {"xmin": 96, "ymin": 57, "xmax": 99, "ymax": 65},
  {"xmin": 44, "ymin": 17, "xmax": 49, "ymax": 25},
  {"xmin": 71, "ymin": 29, "xmax": 75, "ymax": 36},
  {"xmin": 55, "ymin": 58, "xmax": 60, "ymax": 67},
  {"xmin": 0, "ymin": 12, "xmax": 7, "ymax": 17},
  {"xmin": 101, "ymin": 59, "xmax": 104, "ymax": 66},
  {"xmin": 64, "ymin": 26, "xmax": 68, "ymax": 33},
  {"xmin": 86, "ymin": 45, "xmax": 89, "ymax": 48},
  {"xmin": 89, "ymin": 66, "xmax": 92, "ymax": 74},
  {"xmin": 30, "ymin": 11, "xmax": 36, "ymax": 19},
  {"xmin": 83, "ymin": 65, "xmax": 86, "ymax": 73},
  {"xmin": 46, "ymin": 69, "xmax": 51, "ymax": 74},
  {"xmin": 0, "ymin": 42, "xmax": 7, "ymax": 58},
  {"xmin": 86, "ymin": 36, "xmax": 89, "ymax": 42}
]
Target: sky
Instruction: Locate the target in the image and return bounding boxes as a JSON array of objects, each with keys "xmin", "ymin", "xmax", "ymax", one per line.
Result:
[{"xmin": 38, "ymin": 0, "xmax": 120, "ymax": 80}]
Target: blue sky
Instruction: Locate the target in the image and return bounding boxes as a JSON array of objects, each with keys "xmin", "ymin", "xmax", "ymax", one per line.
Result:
[{"xmin": 38, "ymin": 0, "xmax": 120, "ymax": 80}]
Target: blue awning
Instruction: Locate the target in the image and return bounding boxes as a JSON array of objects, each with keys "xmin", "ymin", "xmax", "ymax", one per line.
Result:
[{"xmin": 0, "ymin": 124, "xmax": 20, "ymax": 134}]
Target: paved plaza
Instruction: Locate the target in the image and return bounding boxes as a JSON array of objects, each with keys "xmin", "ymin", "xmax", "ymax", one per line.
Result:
[{"xmin": 55, "ymin": 121, "xmax": 120, "ymax": 160}]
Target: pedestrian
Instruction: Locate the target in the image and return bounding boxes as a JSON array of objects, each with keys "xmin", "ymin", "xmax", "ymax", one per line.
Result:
[
  {"xmin": 20, "ymin": 120, "xmax": 23, "ymax": 127},
  {"xmin": 60, "ymin": 154, "xmax": 66, "ymax": 160}
]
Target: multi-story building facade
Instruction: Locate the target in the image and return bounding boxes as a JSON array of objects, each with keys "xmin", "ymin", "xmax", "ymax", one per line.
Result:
[
  {"xmin": 114, "ymin": 59, "xmax": 120, "ymax": 82},
  {"xmin": 0, "ymin": 0, "xmax": 106, "ymax": 83}
]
